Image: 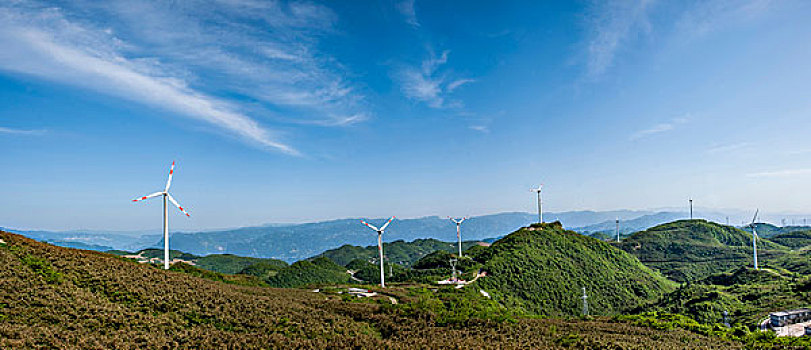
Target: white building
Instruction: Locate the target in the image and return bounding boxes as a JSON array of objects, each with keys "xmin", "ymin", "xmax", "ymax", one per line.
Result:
[{"xmin": 770, "ymin": 309, "xmax": 811, "ymax": 327}]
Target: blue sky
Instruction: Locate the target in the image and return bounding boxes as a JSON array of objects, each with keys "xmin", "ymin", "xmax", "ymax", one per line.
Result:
[{"xmin": 1, "ymin": 0, "xmax": 810, "ymax": 231}]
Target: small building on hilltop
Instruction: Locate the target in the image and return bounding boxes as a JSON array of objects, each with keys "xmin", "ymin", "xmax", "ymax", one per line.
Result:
[{"xmin": 770, "ymin": 309, "xmax": 811, "ymax": 327}]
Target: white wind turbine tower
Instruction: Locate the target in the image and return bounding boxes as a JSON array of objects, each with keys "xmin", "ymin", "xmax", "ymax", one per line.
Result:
[
  {"xmin": 361, "ymin": 216, "xmax": 395, "ymax": 288},
  {"xmin": 448, "ymin": 216, "xmax": 467, "ymax": 257},
  {"xmin": 530, "ymin": 184, "xmax": 544, "ymax": 224},
  {"xmin": 748, "ymin": 209, "xmax": 761, "ymax": 270},
  {"xmin": 132, "ymin": 161, "xmax": 191, "ymax": 270}
]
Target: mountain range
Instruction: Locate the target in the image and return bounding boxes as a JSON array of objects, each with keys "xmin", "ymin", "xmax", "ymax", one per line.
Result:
[{"xmin": 6, "ymin": 209, "xmax": 810, "ymax": 262}]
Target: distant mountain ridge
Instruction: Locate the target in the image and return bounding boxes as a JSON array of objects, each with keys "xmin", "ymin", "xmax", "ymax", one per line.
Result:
[
  {"xmin": 8, "ymin": 208, "xmax": 807, "ymax": 263},
  {"xmin": 162, "ymin": 211, "xmax": 660, "ymax": 262}
]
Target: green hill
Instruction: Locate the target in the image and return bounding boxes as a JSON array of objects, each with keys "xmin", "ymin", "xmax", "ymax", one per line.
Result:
[
  {"xmin": 0, "ymin": 230, "xmax": 740, "ymax": 349},
  {"xmin": 770, "ymin": 230, "xmax": 811, "ymax": 249},
  {"xmin": 317, "ymin": 238, "xmax": 481, "ymax": 266},
  {"xmin": 618, "ymin": 220, "xmax": 788, "ymax": 282},
  {"xmin": 264, "ymin": 257, "xmax": 351, "ymax": 288},
  {"xmin": 640, "ymin": 267, "xmax": 811, "ymax": 325},
  {"xmin": 107, "ymin": 248, "xmax": 288, "ymax": 274},
  {"xmin": 470, "ymin": 222, "xmax": 675, "ymax": 316},
  {"xmin": 195, "ymin": 254, "xmax": 287, "ymax": 274},
  {"xmin": 748, "ymin": 223, "xmax": 811, "ymax": 238}
]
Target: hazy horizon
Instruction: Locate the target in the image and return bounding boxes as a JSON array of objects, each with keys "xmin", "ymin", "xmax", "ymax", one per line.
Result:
[{"xmin": 5, "ymin": 206, "xmax": 810, "ymax": 233}]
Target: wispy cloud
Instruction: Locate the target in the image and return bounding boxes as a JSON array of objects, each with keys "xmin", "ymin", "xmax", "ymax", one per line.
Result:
[
  {"xmin": 396, "ymin": 50, "xmax": 473, "ymax": 109},
  {"xmin": 0, "ymin": 1, "xmax": 368, "ymax": 154},
  {"xmin": 0, "ymin": 126, "xmax": 46, "ymax": 135},
  {"xmin": 582, "ymin": 0, "xmax": 778, "ymax": 78},
  {"xmin": 447, "ymin": 78, "xmax": 476, "ymax": 92},
  {"xmin": 675, "ymin": 0, "xmax": 774, "ymax": 39},
  {"xmin": 396, "ymin": 0, "xmax": 419, "ymax": 27},
  {"xmin": 469, "ymin": 125, "xmax": 489, "ymax": 133},
  {"xmin": 630, "ymin": 116, "xmax": 688, "ymax": 141},
  {"xmin": 706, "ymin": 142, "xmax": 750, "ymax": 154},
  {"xmin": 747, "ymin": 168, "xmax": 811, "ymax": 178},
  {"xmin": 583, "ymin": 0, "xmax": 655, "ymax": 78}
]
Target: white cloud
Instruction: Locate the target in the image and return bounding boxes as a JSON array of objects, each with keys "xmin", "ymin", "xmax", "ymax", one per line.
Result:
[
  {"xmin": 706, "ymin": 142, "xmax": 750, "ymax": 154},
  {"xmin": 396, "ymin": 0, "xmax": 419, "ymax": 27},
  {"xmin": 469, "ymin": 125, "xmax": 489, "ymax": 133},
  {"xmin": 447, "ymin": 78, "xmax": 476, "ymax": 92},
  {"xmin": 747, "ymin": 168, "xmax": 811, "ymax": 178},
  {"xmin": 630, "ymin": 116, "xmax": 688, "ymax": 140},
  {"xmin": 0, "ymin": 126, "xmax": 46, "ymax": 135},
  {"xmin": 0, "ymin": 1, "xmax": 368, "ymax": 154},
  {"xmin": 582, "ymin": 0, "xmax": 779, "ymax": 78},
  {"xmin": 675, "ymin": 0, "xmax": 774, "ymax": 39},
  {"xmin": 396, "ymin": 50, "xmax": 473, "ymax": 109},
  {"xmin": 584, "ymin": 0, "xmax": 655, "ymax": 77},
  {"xmin": 399, "ymin": 68, "xmax": 444, "ymax": 108}
]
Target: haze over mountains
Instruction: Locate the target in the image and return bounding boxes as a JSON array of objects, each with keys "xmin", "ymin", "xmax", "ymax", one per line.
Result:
[{"xmin": 5, "ymin": 209, "xmax": 810, "ymax": 262}]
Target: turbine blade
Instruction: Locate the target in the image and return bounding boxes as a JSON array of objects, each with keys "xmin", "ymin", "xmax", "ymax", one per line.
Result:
[
  {"xmin": 360, "ymin": 220, "xmax": 379, "ymax": 232},
  {"xmin": 132, "ymin": 191, "xmax": 163, "ymax": 202},
  {"xmin": 449, "ymin": 217, "xmax": 465, "ymax": 224},
  {"xmin": 380, "ymin": 216, "xmax": 395, "ymax": 231},
  {"xmin": 167, "ymin": 194, "xmax": 191, "ymax": 217},
  {"xmin": 751, "ymin": 209, "xmax": 759, "ymax": 225},
  {"xmin": 164, "ymin": 161, "xmax": 175, "ymax": 192}
]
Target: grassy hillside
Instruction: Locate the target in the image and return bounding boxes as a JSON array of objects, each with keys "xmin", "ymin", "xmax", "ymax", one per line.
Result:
[
  {"xmin": 194, "ymin": 254, "xmax": 287, "ymax": 274},
  {"xmin": 639, "ymin": 267, "xmax": 811, "ymax": 326},
  {"xmin": 0, "ymin": 230, "xmax": 739, "ymax": 349},
  {"xmin": 108, "ymin": 248, "xmax": 288, "ymax": 274},
  {"xmin": 749, "ymin": 223, "xmax": 811, "ymax": 238},
  {"xmin": 264, "ymin": 257, "xmax": 351, "ymax": 288},
  {"xmin": 619, "ymin": 220, "xmax": 788, "ymax": 282},
  {"xmin": 770, "ymin": 230, "xmax": 811, "ymax": 249},
  {"xmin": 470, "ymin": 222, "xmax": 675, "ymax": 316},
  {"xmin": 317, "ymin": 238, "xmax": 481, "ymax": 266},
  {"xmin": 45, "ymin": 241, "xmax": 113, "ymax": 251}
]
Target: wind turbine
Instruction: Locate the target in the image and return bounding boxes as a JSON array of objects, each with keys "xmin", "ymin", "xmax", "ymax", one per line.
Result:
[
  {"xmin": 132, "ymin": 161, "xmax": 191, "ymax": 270},
  {"xmin": 448, "ymin": 216, "xmax": 467, "ymax": 257},
  {"xmin": 361, "ymin": 216, "xmax": 395, "ymax": 288},
  {"xmin": 530, "ymin": 184, "xmax": 543, "ymax": 224},
  {"xmin": 748, "ymin": 209, "xmax": 760, "ymax": 270},
  {"xmin": 689, "ymin": 199, "xmax": 693, "ymax": 220}
]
